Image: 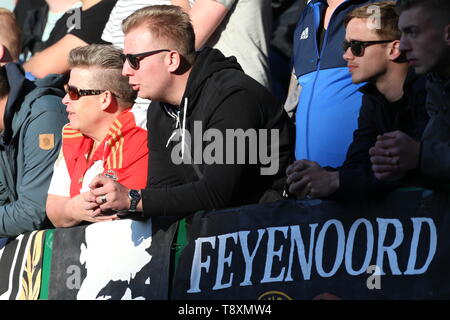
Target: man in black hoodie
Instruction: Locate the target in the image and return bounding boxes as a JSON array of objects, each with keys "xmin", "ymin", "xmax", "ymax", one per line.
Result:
[{"xmin": 88, "ymin": 5, "xmax": 293, "ymax": 218}]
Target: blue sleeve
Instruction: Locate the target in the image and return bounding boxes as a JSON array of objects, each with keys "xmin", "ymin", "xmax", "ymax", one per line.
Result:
[{"xmin": 0, "ymin": 103, "xmax": 67, "ymax": 237}]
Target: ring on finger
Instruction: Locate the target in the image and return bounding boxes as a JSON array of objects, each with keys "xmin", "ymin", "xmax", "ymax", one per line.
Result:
[{"xmin": 100, "ymin": 194, "xmax": 107, "ymax": 204}]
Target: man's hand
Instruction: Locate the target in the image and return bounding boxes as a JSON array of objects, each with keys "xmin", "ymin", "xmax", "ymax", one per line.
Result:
[
  {"xmin": 67, "ymin": 192, "xmax": 117, "ymax": 224},
  {"xmin": 88, "ymin": 175, "xmax": 131, "ymax": 216},
  {"xmin": 369, "ymin": 131, "xmax": 420, "ymax": 181},
  {"xmin": 286, "ymin": 160, "xmax": 340, "ymax": 198}
]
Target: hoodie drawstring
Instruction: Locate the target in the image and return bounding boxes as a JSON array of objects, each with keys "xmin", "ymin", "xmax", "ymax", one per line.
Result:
[{"xmin": 181, "ymin": 97, "xmax": 188, "ymax": 159}]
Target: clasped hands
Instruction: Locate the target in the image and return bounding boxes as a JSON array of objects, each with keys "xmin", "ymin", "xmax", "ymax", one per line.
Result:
[
  {"xmin": 286, "ymin": 131, "xmax": 420, "ymax": 199},
  {"xmin": 73, "ymin": 174, "xmax": 132, "ymax": 223},
  {"xmin": 368, "ymin": 130, "xmax": 420, "ymax": 181}
]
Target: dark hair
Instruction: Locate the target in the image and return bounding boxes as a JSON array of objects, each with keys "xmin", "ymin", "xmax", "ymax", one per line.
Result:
[
  {"xmin": 0, "ymin": 66, "xmax": 9, "ymax": 98},
  {"xmin": 345, "ymin": 1, "xmax": 401, "ymax": 40},
  {"xmin": 396, "ymin": 0, "xmax": 450, "ymax": 24}
]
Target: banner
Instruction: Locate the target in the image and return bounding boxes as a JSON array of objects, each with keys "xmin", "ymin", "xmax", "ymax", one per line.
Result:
[
  {"xmin": 47, "ymin": 217, "xmax": 177, "ymax": 300},
  {"xmin": 172, "ymin": 190, "xmax": 450, "ymax": 299},
  {"xmin": 0, "ymin": 231, "xmax": 45, "ymax": 300}
]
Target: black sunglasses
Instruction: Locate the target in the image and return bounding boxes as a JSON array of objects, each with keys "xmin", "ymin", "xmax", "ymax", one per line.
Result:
[
  {"xmin": 121, "ymin": 49, "xmax": 170, "ymax": 70},
  {"xmin": 64, "ymin": 84, "xmax": 106, "ymax": 100},
  {"xmin": 343, "ymin": 39, "xmax": 396, "ymax": 57}
]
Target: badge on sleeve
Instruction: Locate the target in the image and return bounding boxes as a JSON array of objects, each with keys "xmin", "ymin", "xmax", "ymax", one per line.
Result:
[{"xmin": 39, "ymin": 134, "xmax": 55, "ymax": 150}]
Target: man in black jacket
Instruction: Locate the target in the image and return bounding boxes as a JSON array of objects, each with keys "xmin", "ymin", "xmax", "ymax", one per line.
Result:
[
  {"xmin": 370, "ymin": 0, "xmax": 450, "ymax": 187},
  {"xmin": 286, "ymin": 1, "xmax": 428, "ymax": 201},
  {"xmin": 87, "ymin": 5, "xmax": 293, "ymax": 218}
]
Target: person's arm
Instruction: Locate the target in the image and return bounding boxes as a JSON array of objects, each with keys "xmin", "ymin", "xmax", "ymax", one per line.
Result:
[
  {"xmin": 172, "ymin": 0, "xmax": 230, "ymax": 50},
  {"xmin": 23, "ymin": 34, "xmax": 87, "ymax": 78},
  {"xmin": 0, "ymin": 98, "xmax": 67, "ymax": 237},
  {"xmin": 284, "ymin": 70, "xmax": 300, "ymax": 118},
  {"xmin": 90, "ymin": 88, "xmax": 286, "ymax": 216},
  {"xmin": 333, "ymin": 99, "xmax": 402, "ymax": 200},
  {"xmin": 46, "ymin": 193, "xmax": 112, "ymax": 227}
]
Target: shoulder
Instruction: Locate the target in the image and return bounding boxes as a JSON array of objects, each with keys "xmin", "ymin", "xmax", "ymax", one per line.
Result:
[{"xmin": 29, "ymin": 94, "xmax": 66, "ymax": 116}]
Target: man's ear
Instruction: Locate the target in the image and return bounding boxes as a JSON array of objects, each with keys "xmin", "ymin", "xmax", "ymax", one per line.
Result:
[
  {"xmin": 389, "ymin": 40, "xmax": 402, "ymax": 61},
  {"xmin": 167, "ymin": 50, "xmax": 181, "ymax": 73},
  {"xmin": 0, "ymin": 45, "xmax": 5, "ymax": 63},
  {"xmin": 445, "ymin": 24, "xmax": 450, "ymax": 46},
  {"xmin": 100, "ymin": 90, "xmax": 115, "ymax": 112}
]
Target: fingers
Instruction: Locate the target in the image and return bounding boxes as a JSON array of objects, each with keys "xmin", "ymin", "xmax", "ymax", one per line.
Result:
[
  {"xmin": 286, "ymin": 170, "xmax": 307, "ymax": 186},
  {"xmin": 89, "ymin": 175, "xmax": 114, "ymax": 191},
  {"xmin": 370, "ymin": 155, "xmax": 399, "ymax": 166},
  {"xmin": 288, "ymin": 176, "xmax": 310, "ymax": 198},
  {"xmin": 286, "ymin": 160, "xmax": 309, "ymax": 176}
]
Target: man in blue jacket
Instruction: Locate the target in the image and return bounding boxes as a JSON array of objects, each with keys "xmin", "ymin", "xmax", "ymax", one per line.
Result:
[
  {"xmin": 286, "ymin": 1, "xmax": 429, "ymax": 200},
  {"xmin": 0, "ymin": 10, "xmax": 67, "ymax": 237},
  {"xmin": 292, "ymin": 0, "xmax": 381, "ymax": 168}
]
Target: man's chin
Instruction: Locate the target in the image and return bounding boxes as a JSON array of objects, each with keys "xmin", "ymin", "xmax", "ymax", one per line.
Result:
[{"xmin": 351, "ymin": 76, "xmax": 364, "ymax": 84}]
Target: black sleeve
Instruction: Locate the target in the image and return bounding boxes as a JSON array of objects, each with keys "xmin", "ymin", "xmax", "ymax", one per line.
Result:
[
  {"xmin": 332, "ymin": 98, "xmax": 398, "ymax": 201},
  {"xmin": 140, "ymin": 90, "xmax": 287, "ymax": 217},
  {"xmin": 69, "ymin": 0, "xmax": 116, "ymax": 44}
]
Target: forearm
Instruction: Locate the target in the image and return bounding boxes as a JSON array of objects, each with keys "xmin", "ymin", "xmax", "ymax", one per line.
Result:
[
  {"xmin": 46, "ymin": 195, "xmax": 80, "ymax": 228},
  {"xmin": 174, "ymin": 0, "xmax": 229, "ymax": 50}
]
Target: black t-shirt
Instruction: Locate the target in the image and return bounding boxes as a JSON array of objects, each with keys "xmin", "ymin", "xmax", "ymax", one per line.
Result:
[
  {"xmin": 44, "ymin": 0, "xmax": 117, "ymax": 47},
  {"xmin": 69, "ymin": 0, "xmax": 117, "ymax": 44},
  {"xmin": 13, "ymin": 0, "xmax": 46, "ymax": 30}
]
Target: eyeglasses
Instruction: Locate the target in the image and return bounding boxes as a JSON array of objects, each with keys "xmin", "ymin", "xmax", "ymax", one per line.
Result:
[
  {"xmin": 343, "ymin": 40, "xmax": 396, "ymax": 57},
  {"xmin": 121, "ymin": 49, "xmax": 170, "ymax": 70},
  {"xmin": 64, "ymin": 84, "xmax": 106, "ymax": 100}
]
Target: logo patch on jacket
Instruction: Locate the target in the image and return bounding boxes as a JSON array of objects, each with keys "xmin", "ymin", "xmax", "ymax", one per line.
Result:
[
  {"xmin": 39, "ymin": 134, "xmax": 55, "ymax": 150},
  {"xmin": 104, "ymin": 170, "xmax": 118, "ymax": 181},
  {"xmin": 300, "ymin": 27, "xmax": 309, "ymax": 40}
]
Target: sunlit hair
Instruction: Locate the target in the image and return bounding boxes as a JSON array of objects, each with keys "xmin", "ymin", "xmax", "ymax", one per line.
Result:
[
  {"xmin": 0, "ymin": 8, "xmax": 21, "ymax": 62},
  {"xmin": 122, "ymin": 5, "xmax": 196, "ymax": 65},
  {"xmin": 345, "ymin": 1, "xmax": 401, "ymax": 40},
  {"xmin": 68, "ymin": 44, "xmax": 137, "ymax": 105}
]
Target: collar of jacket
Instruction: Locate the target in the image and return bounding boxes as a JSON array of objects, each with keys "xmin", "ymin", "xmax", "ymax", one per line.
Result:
[
  {"xmin": 427, "ymin": 72, "xmax": 450, "ymax": 91},
  {"xmin": 358, "ymin": 67, "xmax": 420, "ymax": 104},
  {"xmin": 1, "ymin": 63, "xmax": 35, "ymax": 147},
  {"xmin": 179, "ymin": 47, "xmax": 242, "ymax": 117}
]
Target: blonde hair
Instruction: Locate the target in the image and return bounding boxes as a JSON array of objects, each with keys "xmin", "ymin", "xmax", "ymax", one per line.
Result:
[
  {"xmin": 0, "ymin": 8, "xmax": 21, "ymax": 62},
  {"xmin": 68, "ymin": 44, "xmax": 137, "ymax": 105},
  {"xmin": 122, "ymin": 5, "xmax": 196, "ymax": 65},
  {"xmin": 345, "ymin": 1, "xmax": 401, "ymax": 40}
]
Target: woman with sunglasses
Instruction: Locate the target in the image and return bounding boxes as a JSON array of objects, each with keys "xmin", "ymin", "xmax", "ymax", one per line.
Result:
[{"xmin": 46, "ymin": 44, "xmax": 148, "ymax": 227}]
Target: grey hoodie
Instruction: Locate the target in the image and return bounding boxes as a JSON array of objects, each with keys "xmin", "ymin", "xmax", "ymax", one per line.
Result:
[{"xmin": 0, "ymin": 63, "xmax": 67, "ymax": 237}]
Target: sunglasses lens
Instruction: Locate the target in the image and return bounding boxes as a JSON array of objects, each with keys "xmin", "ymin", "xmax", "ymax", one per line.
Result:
[
  {"xmin": 351, "ymin": 42, "xmax": 363, "ymax": 56},
  {"xmin": 126, "ymin": 55, "xmax": 138, "ymax": 70},
  {"xmin": 343, "ymin": 41, "xmax": 350, "ymax": 52},
  {"xmin": 65, "ymin": 85, "xmax": 79, "ymax": 100}
]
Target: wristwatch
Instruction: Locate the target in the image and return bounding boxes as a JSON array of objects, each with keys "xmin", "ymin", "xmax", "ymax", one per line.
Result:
[{"xmin": 128, "ymin": 189, "xmax": 141, "ymax": 212}]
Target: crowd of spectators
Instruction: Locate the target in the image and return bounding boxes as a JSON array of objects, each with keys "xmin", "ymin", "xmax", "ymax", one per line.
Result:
[{"xmin": 0, "ymin": 0, "xmax": 448, "ymax": 251}]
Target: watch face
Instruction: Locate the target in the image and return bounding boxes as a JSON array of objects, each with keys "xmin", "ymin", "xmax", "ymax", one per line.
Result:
[{"xmin": 130, "ymin": 189, "xmax": 141, "ymax": 200}]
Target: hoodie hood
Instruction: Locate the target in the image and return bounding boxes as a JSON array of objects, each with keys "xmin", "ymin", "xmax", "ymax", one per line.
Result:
[
  {"xmin": 2, "ymin": 63, "xmax": 65, "ymax": 145},
  {"xmin": 164, "ymin": 48, "xmax": 244, "ymax": 159},
  {"xmin": 182, "ymin": 47, "xmax": 243, "ymax": 112}
]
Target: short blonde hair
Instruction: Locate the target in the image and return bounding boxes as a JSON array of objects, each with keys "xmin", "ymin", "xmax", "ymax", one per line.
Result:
[
  {"xmin": 122, "ymin": 5, "xmax": 196, "ymax": 65},
  {"xmin": 345, "ymin": 1, "xmax": 401, "ymax": 40},
  {"xmin": 0, "ymin": 9, "xmax": 21, "ymax": 62},
  {"xmin": 68, "ymin": 44, "xmax": 137, "ymax": 106}
]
